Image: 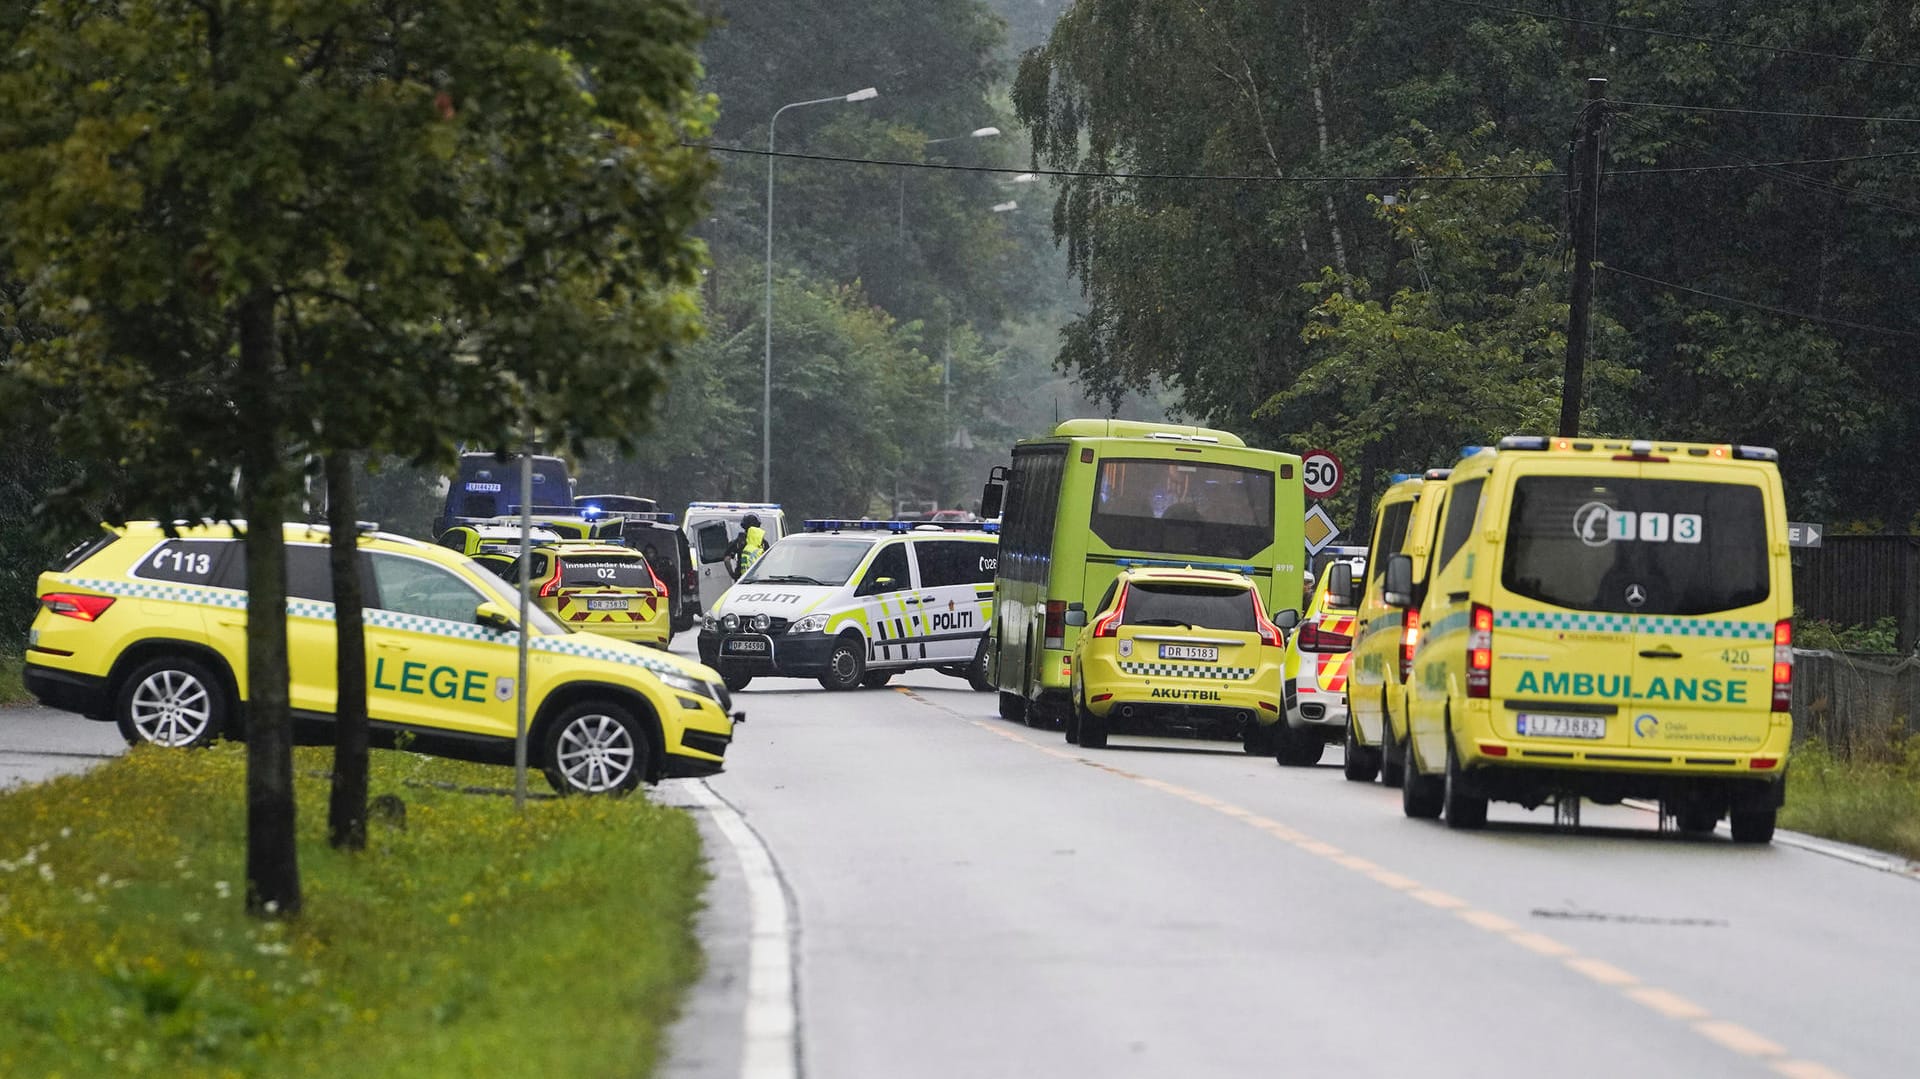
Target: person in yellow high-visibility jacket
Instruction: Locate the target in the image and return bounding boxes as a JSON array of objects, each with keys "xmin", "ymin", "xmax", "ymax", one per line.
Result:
[{"xmin": 727, "ymin": 514, "xmax": 770, "ymax": 578}]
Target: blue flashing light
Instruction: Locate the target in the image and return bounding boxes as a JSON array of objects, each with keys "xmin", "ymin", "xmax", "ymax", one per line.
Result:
[
  {"xmin": 980, "ymin": 522, "xmax": 999, "ymax": 534},
  {"xmin": 1113, "ymin": 557, "xmax": 1256, "ymax": 575},
  {"xmin": 1389, "ymin": 472, "xmax": 1419, "ymax": 483},
  {"xmin": 580, "ymin": 503, "xmax": 603, "ymax": 518}
]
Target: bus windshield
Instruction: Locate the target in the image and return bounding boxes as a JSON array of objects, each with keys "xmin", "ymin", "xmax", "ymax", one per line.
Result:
[{"xmin": 1089, "ymin": 458, "xmax": 1275, "ymax": 560}]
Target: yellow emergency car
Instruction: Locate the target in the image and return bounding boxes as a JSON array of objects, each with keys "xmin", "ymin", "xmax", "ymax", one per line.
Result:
[
  {"xmin": 1344, "ymin": 469, "xmax": 1452, "ymax": 786},
  {"xmin": 1387, "ymin": 437, "xmax": 1794, "ymax": 842},
  {"xmin": 22, "ymin": 522, "xmax": 737, "ymax": 794},
  {"xmin": 1263, "ymin": 548, "xmax": 1366, "ymax": 766},
  {"xmin": 442, "ymin": 526, "xmax": 672, "ymax": 650},
  {"xmin": 1064, "ymin": 566, "xmax": 1288, "ymax": 749}
]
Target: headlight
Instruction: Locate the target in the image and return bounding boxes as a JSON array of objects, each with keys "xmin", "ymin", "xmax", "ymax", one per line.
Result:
[
  {"xmin": 701, "ymin": 614, "xmax": 718, "ymax": 632},
  {"xmin": 749, "ymin": 613, "xmax": 772, "ymax": 632},
  {"xmin": 720, "ymin": 613, "xmax": 739, "ymax": 632},
  {"xmin": 657, "ymin": 670, "xmax": 710, "ymax": 698},
  {"xmin": 789, "ymin": 613, "xmax": 828, "ymax": 634}
]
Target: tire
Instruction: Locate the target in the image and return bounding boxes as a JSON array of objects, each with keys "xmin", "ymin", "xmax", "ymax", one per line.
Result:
[
  {"xmin": 860, "ymin": 671, "xmax": 892, "ymax": 689},
  {"xmin": 999, "ymin": 691, "xmax": 1027, "ymax": 723},
  {"xmin": 1065, "ymin": 698, "xmax": 1085, "ymax": 745},
  {"xmin": 1672, "ymin": 803, "xmax": 1719, "ymax": 834},
  {"xmin": 818, "ymin": 635, "xmax": 866, "ymax": 691},
  {"xmin": 541, "ymin": 701, "xmax": 650, "ymax": 796},
  {"xmin": 115, "ymin": 655, "xmax": 228, "ymax": 748},
  {"xmin": 1244, "ymin": 720, "xmax": 1276, "ymax": 756},
  {"xmin": 1730, "ymin": 808, "xmax": 1776, "ymax": 845},
  {"xmin": 1442, "ymin": 735, "xmax": 1489, "ymax": 830},
  {"xmin": 720, "ymin": 664, "xmax": 753, "ymax": 692},
  {"xmin": 1275, "ymin": 723, "xmax": 1325, "ymax": 767},
  {"xmin": 965, "ymin": 639, "xmax": 995, "ymax": 693},
  {"xmin": 1380, "ymin": 710, "xmax": 1405, "ymax": 790},
  {"xmin": 1401, "ymin": 735, "xmax": 1444, "ymax": 819},
  {"xmin": 1343, "ymin": 720, "xmax": 1380, "ymax": 783},
  {"xmin": 1079, "ymin": 708, "xmax": 1108, "ymax": 749}
]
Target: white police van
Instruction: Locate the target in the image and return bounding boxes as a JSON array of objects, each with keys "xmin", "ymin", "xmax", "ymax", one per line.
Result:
[
  {"xmin": 683, "ymin": 502, "xmax": 788, "ymax": 613},
  {"xmin": 697, "ymin": 520, "xmax": 998, "ymax": 693}
]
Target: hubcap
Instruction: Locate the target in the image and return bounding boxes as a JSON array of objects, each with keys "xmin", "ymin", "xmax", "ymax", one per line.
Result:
[
  {"xmin": 832, "ymin": 649, "xmax": 857, "ymax": 682},
  {"xmin": 555, "ymin": 713, "xmax": 637, "ymax": 793},
  {"xmin": 130, "ymin": 670, "xmax": 214, "ymax": 747}
]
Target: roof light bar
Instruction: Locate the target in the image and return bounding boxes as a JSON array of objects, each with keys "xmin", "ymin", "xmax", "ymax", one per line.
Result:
[{"xmin": 1496, "ymin": 436, "xmax": 1550, "ymax": 451}]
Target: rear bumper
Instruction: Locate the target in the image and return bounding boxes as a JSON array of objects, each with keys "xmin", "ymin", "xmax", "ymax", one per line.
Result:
[
  {"xmin": 1285, "ymin": 680, "xmax": 1349, "ymax": 731},
  {"xmin": 1455, "ymin": 757, "xmax": 1787, "ymax": 810},
  {"xmin": 23, "ymin": 662, "xmax": 111, "ymax": 720}
]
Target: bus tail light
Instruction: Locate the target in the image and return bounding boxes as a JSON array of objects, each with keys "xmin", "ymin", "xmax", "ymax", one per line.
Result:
[
  {"xmin": 41, "ymin": 592, "xmax": 116, "ymax": 621},
  {"xmin": 1252, "ymin": 594, "xmax": 1283, "ymax": 647},
  {"xmin": 1398, "ymin": 609, "xmax": 1420, "ymax": 683},
  {"xmin": 1092, "ymin": 587, "xmax": 1129, "ymax": 640},
  {"xmin": 1772, "ymin": 620, "xmax": 1793, "ymax": 712},
  {"xmin": 1044, "ymin": 600, "xmax": 1068, "ymax": 649},
  {"xmin": 1467, "ymin": 604, "xmax": 1493, "ymax": 698}
]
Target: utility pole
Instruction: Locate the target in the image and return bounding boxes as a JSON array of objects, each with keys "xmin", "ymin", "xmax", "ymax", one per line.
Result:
[{"xmin": 1560, "ymin": 77, "xmax": 1607, "ymax": 438}]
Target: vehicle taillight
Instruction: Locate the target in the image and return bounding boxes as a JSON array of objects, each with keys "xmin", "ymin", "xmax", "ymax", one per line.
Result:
[
  {"xmin": 1467, "ymin": 604, "xmax": 1493, "ymax": 698},
  {"xmin": 1398, "ymin": 609, "xmax": 1420, "ymax": 683},
  {"xmin": 1044, "ymin": 600, "xmax": 1067, "ymax": 649},
  {"xmin": 41, "ymin": 592, "xmax": 116, "ymax": 621},
  {"xmin": 1297, "ymin": 620, "xmax": 1352, "ymax": 652},
  {"xmin": 1252, "ymin": 592, "xmax": 1282, "ymax": 647},
  {"xmin": 1772, "ymin": 620, "xmax": 1793, "ymax": 712},
  {"xmin": 646, "ymin": 561, "xmax": 668, "ymax": 595},
  {"xmin": 1093, "ymin": 586, "xmax": 1130, "ymax": 639},
  {"xmin": 537, "ymin": 560, "xmax": 563, "ymax": 598}
]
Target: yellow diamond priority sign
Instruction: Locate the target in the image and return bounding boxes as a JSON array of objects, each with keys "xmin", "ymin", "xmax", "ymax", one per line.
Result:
[{"xmin": 1303, "ymin": 503, "xmax": 1340, "ymax": 555}]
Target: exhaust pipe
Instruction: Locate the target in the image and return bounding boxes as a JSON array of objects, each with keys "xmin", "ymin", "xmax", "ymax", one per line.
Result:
[{"xmin": 1120, "ymin": 705, "xmax": 1136, "ymax": 719}]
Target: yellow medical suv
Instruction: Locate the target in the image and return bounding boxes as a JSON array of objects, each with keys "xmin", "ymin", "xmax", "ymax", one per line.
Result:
[
  {"xmin": 1345, "ymin": 468, "xmax": 1452, "ymax": 786},
  {"xmin": 442, "ymin": 525, "xmax": 673, "ymax": 650},
  {"xmin": 697, "ymin": 520, "xmax": 998, "ymax": 692},
  {"xmin": 1267, "ymin": 547, "xmax": 1367, "ymax": 767},
  {"xmin": 23, "ymin": 522, "xmax": 738, "ymax": 795},
  {"xmin": 1385, "ymin": 437, "xmax": 1794, "ymax": 842},
  {"xmin": 1064, "ymin": 566, "xmax": 1288, "ymax": 749}
]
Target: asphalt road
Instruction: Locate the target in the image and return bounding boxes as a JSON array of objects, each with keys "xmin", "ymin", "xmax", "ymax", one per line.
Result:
[
  {"xmin": 684, "ymin": 664, "xmax": 1917, "ymax": 1079},
  {"xmin": 0, "ymin": 704, "xmax": 124, "ymax": 789}
]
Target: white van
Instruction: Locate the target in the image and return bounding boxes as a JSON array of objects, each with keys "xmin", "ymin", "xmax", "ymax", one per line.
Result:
[
  {"xmin": 696, "ymin": 521, "xmax": 997, "ymax": 692},
  {"xmin": 683, "ymin": 502, "xmax": 788, "ymax": 613}
]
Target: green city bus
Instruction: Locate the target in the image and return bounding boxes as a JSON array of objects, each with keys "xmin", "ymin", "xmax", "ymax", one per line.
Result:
[{"xmin": 979, "ymin": 419, "xmax": 1305, "ymax": 728}]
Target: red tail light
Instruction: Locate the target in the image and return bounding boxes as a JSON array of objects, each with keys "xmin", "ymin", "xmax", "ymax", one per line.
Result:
[
  {"xmin": 1467, "ymin": 604, "xmax": 1493, "ymax": 699},
  {"xmin": 1252, "ymin": 592, "xmax": 1283, "ymax": 647},
  {"xmin": 537, "ymin": 559, "xmax": 563, "ymax": 598},
  {"xmin": 1772, "ymin": 619, "xmax": 1793, "ymax": 712},
  {"xmin": 1044, "ymin": 600, "xmax": 1067, "ymax": 649},
  {"xmin": 41, "ymin": 592, "xmax": 116, "ymax": 621},
  {"xmin": 1296, "ymin": 620, "xmax": 1353, "ymax": 652},
  {"xmin": 1092, "ymin": 586, "xmax": 1128, "ymax": 640},
  {"xmin": 1398, "ymin": 609, "xmax": 1421, "ymax": 683},
  {"xmin": 646, "ymin": 561, "xmax": 668, "ymax": 595}
]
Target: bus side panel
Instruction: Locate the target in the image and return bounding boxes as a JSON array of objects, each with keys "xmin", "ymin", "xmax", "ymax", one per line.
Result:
[
  {"xmin": 991, "ymin": 444, "xmax": 1067, "ymax": 702},
  {"xmin": 1269, "ymin": 455, "xmax": 1305, "ymax": 614}
]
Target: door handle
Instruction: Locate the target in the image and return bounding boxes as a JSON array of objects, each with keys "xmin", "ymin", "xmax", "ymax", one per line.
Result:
[
  {"xmin": 902, "ymin": 597, "xmax": 924, "ymax": 605},
  {"xmin": 1448, "ymin": 592, "xmax": 1469, "ymax": 603},
  {"xmin": 1638, "ymin": 649, "xmax": 1682, "ymax": 660},
  {"xmin": 377, "ymin": 641, "xmax": 411, "ymax": 652}
]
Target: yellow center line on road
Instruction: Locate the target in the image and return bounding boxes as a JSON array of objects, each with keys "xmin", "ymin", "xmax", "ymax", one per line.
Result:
[{"xmin": 957, "ymin": 717, "xmax": 1854, "ymax": 1079}]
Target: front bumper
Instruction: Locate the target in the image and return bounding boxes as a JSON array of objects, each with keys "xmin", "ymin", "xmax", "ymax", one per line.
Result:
[{"xmin": 698, "ymin": 630, "xmax": 839, "ymax": 678}]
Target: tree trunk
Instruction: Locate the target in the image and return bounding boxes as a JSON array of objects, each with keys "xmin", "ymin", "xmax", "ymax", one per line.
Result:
[
  {"xmin": 326, "ymin": 451, "xmax": 369, "ymax": 851},
  {"xmin": 236, "ymin": 289, "xmax": 302, "ymax": 918},
  {"xmin": 1301, "ymin": 8, "xmax": 1350, "ymax": 277}
]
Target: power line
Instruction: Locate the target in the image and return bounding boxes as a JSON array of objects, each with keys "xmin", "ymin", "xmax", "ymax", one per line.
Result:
[
  {"xmin": 1615, "ymin": 100, "xmax": 1920, "ymax": 125},
  {"xmin": 1603, "ymin": 265, "xmax": 1920, "ymax": 340},
  {"xmin": 1435, "ymin": 0, "xmax": 1920, "ymax": 73},
  {"xmin": 1612, "ymin": 111, "xmax": 1920, "ymax": 218}
]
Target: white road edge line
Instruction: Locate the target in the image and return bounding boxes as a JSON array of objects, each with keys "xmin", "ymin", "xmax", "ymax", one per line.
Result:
[
  {"xmin": 684, "ymin": 779, "xmax": 800, "ymax": 1079},
  {"xmin": 1621, "ymin": 798, "xmax": 1920, "ymax": 881}
]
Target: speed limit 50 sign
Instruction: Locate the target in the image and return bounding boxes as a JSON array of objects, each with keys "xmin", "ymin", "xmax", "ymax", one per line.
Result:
[{"xmin": 1302, "ymin": 448, "xmax": 1343, "ymax": 500}]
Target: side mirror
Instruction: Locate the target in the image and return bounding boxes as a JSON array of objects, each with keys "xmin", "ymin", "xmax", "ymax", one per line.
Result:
[
  {"xmin": 873, "ymin": 576, "xmax": 896, "ymax": 590},
  {"xmin": 979, "ymin": 464, "xmax": 1008, "ymax": 520},
  {"xmin": 1383, "ymin": 554, "xmax": 1414, "ymax": 608},
  {"xmin": 1271, "ymin": 608, "xmax": 1300, "ymax": 631},
  {"xmin": 1327, "ymin": 562, "xmax": 1356, "ymax": 608},
  {"xmin": 1063, "ymin": 609, "xmax": 1088, "ymax": 627},
  {"xmin": 475, "ymin": 601, "xmax": 518, "ymax": 632}
]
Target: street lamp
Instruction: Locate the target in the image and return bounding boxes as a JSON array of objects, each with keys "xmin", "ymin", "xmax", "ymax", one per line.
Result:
[
  {"xmin": 765, "ymin": 86, "xmax": 879, "ymax": 502},
  {"xmin": 899, "ymin": 125, "xmax": 1002, "ymax": 240}
]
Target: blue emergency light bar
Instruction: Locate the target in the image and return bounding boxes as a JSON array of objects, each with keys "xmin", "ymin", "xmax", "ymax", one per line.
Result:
[
  {"xmin": 689, "ymin": 501, "xmax": 782, "ymax": 511},
  {"xmin": 578, "ymin": 503, "xmax": 678, "ymax": 525}
]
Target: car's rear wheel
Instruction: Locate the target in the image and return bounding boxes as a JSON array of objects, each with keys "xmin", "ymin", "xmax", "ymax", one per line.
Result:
[
  {"xmin": 116, "ymin": 655, "xmax": 228, "ymax": 749},
  {"xmin": 1275, "ymin": 723, "xmax": 1325, "ymax": 767},
  {"xmin": 1065, "ymin": 696, "xmax": 1085, "ymax": 745},
  {"xmin": 1079, "ymin": 707, "xmax": 1108, "ymax": 749},
  {"xmin": 1730, "ymin": 808, "xmax": 1776, "ymax": 845},
  {"xmin": 1402, "ymin": 736, "xmax": 1444, "ymax": 819},
  {"xmin": 1244, "ymin": 719, "xmax": 1276, "ymax": 756},
  {"xmin": 1442, "ymin": 735, "xmax": 1489, "ymax": 830},
  {"xmin": 818, "ymin": 635, "xmax": 866, "ymax": 691},
  {"xmin": 1380, "ymin": 705, "xmax": 1405, "ymax": 789},
  {"xmin": 542, "ymin": 702, "xmax": 649, "ymax": 796},
  {"xmin": 1343, "ymin": 720, "xmax": 1380, "ymax": 783},
  {"xmin": 998, "ymin": 691, "xmax": 1026, "ymax": 723},
  {"xmin": 1671, "ymin": 802, "xmax": 1719, "ymax": 834},
  {"xmin": 860, "ymin": 671, "xmax": 892, "ymax": 689}
]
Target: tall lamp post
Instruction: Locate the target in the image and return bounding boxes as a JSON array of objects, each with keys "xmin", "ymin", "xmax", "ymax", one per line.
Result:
[
  {"xmin": 898, "ymin": 126, "xmax": 1000, "ymax": 241},
  {"xmin": 764, "ymin": 87, "xmax": 879, "ymax": 503}
]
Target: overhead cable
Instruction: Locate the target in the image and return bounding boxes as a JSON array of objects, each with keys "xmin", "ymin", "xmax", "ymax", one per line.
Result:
[
  {"xmin": 1615, "ymin": 101, "xmax": 1920, "ymax": 125},
  {"xmin": 1604, "ymin": 265, "xmax": 1920, "ymax": 339}
]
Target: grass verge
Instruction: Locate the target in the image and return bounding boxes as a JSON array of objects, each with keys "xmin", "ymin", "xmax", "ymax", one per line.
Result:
[
  {"xmin": 0, "ymin": 742, "xmax": 706, "ymax": 1078},
  {"xmin": 0, "ymin": 650, "xmax": 29, "ymax": 705},
  {"xmin": 1780, "ymin": 737, "xmax": 1920, "ymax": 861}
]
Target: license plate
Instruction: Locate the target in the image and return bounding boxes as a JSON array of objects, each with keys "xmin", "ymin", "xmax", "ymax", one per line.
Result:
[
  {"xmin": 1159, "ymin": 644, "xmax": 1218, "ymax": 662},
  {"xmin": 724, "ymin": 638, "xmax": 769, "ymax": 654},
  {"xmin": 587, "ymin": 598, "xmax": 629, "ymax": 611},
  {"xmin": 1516, "ymin": 713, "xmax": 1606, "ymax": 740}
]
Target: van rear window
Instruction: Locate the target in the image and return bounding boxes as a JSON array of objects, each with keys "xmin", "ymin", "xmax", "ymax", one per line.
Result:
[
  {"xmin": 1122, "ymin": 583, "xmax": 1256, "ymax": 632},
  {"xmin": 1501, "ymin": 477, "xmax": 1769, "ymax": 616}
]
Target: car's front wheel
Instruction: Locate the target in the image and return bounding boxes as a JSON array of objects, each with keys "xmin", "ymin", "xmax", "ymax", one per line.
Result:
[
  {"xmin": 1275, "ymin": 723, "xmax": 1325, "ymax": 767},
  {"xmin": 542, "ymin": 702, "xmax": 650, "ymax": 796},
  {"xmin": 818, "ymin": 635, "xmax": 866, "ymax": 691},
  {"xmin": 719, "ymin": 663, "xmax": 753, "ymax": 692},
  {"xmin": 115, "ymin": 655, "xmax": 228, "ymax": 748},
  {"xmin": 1343, "ymin": 720, "xmax": 1380, "ymax": 783},
  {"xmin": 965, "ymin": 638, "xmax": 995, "ymax": 693}
]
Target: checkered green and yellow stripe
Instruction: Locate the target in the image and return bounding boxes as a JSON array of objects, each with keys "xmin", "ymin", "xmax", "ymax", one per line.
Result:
[
  {"xmin": 1117, "ymin": 661, "xmax": 1257, "ymax": 680},
  {"xmin": 1494, "ymin": 610, "xmax": 1771, "ymax": 639}
]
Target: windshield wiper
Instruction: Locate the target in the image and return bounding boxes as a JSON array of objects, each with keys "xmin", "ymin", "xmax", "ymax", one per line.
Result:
[
  {"xmin": 755, "ymin": 574, "xmax": 829, "ymax": 586},
  {"xmin": 1132, "ymin": 618, "xmax": 1191, "ymax": 627}
]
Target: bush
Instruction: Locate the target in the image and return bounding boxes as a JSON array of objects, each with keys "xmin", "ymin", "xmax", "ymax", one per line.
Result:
[
  {"xmin": 1795, "ymin": 613, "xmax": 1900, "ymax": 654},
  {"xmin": 1780, "ymin": 737, "xmax": 1920, "ymax": 861}
]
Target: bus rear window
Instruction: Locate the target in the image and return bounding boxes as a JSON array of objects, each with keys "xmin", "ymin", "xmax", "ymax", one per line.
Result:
[
  {"xmin": 1501, "ymin": 476, "xmax": 1770, "ymax": 616},
  {"xmin": 1123, "ymin": 583, "xmax": 1256, "ymax": 632},
  {"xmin": 1089, "ymin": 458, "xmax": 1274, "ymax": 560}
]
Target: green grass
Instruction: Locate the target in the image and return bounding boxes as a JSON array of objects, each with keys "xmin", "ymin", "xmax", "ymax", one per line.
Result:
[
  {"xmin": 0, "ymin": 742, "xmax": 706, "ymax": 1078},
  {"xmin": 0, "ymin": 650, "xmax": 29, "ymax": 705},
  {"xmin": 1780, "ymin": 737, "xmax": 1920, "ymax": 861}
]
